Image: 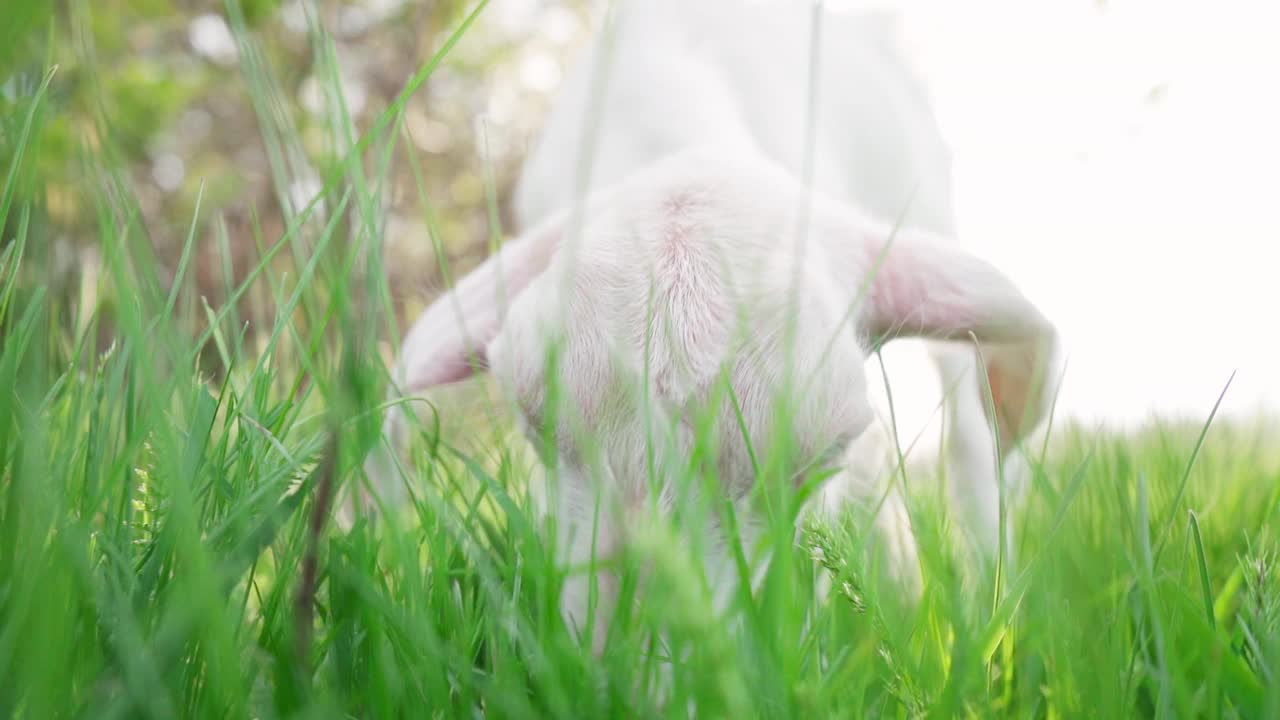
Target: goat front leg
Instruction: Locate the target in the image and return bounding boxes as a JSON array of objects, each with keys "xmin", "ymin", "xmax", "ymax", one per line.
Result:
[
  {"xmin": 932, "ymin": 342, "xmax": 1043, "ymax": 571},
  {"xmin": 548, "ymin": 464, "xmax": 620, "ymax": 655},
  {"xmin": 812, "ymin": 421, "xmax": 923, "ymax": 599}
]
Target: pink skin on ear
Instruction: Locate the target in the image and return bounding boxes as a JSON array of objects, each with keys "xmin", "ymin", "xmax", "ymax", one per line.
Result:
[
  {"xmin": 395, "ymin": 216, "xmax": 562, "ymax": 397},
  {"xmin": 852, "ymin": 229, "xmax": 1058, "ymax": 448},
  {"xmin": 861, "ymin": 240, "xmax": 979, "ymax": 341},
  {"xmin": 368, "ymin": 215, "xmax": 562, "ymax": 477}
]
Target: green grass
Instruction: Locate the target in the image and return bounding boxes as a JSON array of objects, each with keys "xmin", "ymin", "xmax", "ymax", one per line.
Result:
[{"xmin": 3, "ymin": 3, "xmax": 1280, "ymax": 718}]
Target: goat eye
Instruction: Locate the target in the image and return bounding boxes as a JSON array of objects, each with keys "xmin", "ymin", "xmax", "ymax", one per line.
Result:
[
  {"xmin": 518, "ymin": 404, "xmax": 545, "ymax": 439},
  {"xmin": 816, "ymin": 433, "xmax": 855, "ymax": 470},
  {"xmin": 517, "ymin": 403, "xmax": 558, "ymax": 456}
]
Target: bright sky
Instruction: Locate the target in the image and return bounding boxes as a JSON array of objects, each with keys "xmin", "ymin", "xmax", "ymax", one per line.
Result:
[{"xmin": 885, "ymin": 0, "xmax": 1280, "ymax": 426}]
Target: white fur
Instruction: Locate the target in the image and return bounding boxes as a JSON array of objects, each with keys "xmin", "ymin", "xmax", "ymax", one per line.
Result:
[{"xmin": 365, "ymin": 1, "xmax": 1059, "ymax": 648}]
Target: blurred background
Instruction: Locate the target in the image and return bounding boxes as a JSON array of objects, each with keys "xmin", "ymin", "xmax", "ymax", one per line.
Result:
[
  {"xmin": 2, "ymin": 0, "xmax": 591, "ymax": 351},
  {"xmin": 895, "ymin": 0, "xmax": 1280, "ymax": 428},
  {"xmin": 4, "ymin": 0, "xmax": 1278, "ymax": 428}
]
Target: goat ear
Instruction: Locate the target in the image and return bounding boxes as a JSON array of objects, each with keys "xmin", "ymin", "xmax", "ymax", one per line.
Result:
[
  {"xmin": 850, "ymin": 227, "xmax": 1059, "ymax": 445},
  {"xmin": 350, "ymin": 214, "xmax": 562, "ymax": 526},
  {"xmin": 394, "ymin": 213, "xmax": 562, "ymax": 395}
]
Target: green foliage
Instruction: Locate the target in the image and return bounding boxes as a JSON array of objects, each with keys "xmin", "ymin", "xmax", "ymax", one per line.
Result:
[
  {"xmin": 1, "ymin": 0, "xmax": 206, "ymax": 236},
  {"xmin": 0, "ymin": 0, "xmax": 54, "ymax": 80},
  {"xmin": 2, "ymin": 2, "xmax": 1279, "ymax": 718}
]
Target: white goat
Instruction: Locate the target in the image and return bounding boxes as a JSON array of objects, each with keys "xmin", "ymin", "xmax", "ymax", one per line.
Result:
[{"xmin": 367, "ymin": 1, "xmax": 1058, "ymax": 649}]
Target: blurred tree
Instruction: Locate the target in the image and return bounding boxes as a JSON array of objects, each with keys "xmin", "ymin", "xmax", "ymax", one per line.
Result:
[{"xmin": 2, "ymin": 0, "xmax": 589, "ymax": 357}]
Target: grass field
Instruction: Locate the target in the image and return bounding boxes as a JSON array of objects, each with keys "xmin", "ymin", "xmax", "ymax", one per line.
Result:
[{"xmin": 3, "ymin": 4, "xmax": 1280, "ymax": 718}]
